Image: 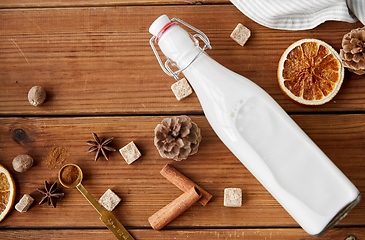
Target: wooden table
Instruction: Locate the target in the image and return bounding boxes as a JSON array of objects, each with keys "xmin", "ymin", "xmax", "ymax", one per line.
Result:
[{"xmin": 0, "ymin": 1, "xmax": 364, "ymax": 239}]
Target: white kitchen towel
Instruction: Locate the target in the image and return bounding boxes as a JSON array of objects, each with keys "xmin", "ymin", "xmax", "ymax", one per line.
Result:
[
  {"xmin": 347, "ymin": 0, "xmax": 365, "ymax": 26},
  {"xmin": 230, "ymin": 0, "xmax": 364, "ymax": 30}
]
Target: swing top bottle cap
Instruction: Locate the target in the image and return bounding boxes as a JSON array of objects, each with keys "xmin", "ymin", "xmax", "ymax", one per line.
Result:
[{"xmin": 149, "ymin": 15, "xmax": 171, "ymax": 36}]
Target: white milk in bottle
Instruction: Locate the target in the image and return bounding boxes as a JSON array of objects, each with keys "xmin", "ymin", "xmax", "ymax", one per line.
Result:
[{"xmin": 149, "ymin": 15, "xmax": 360, "ymax": 236}]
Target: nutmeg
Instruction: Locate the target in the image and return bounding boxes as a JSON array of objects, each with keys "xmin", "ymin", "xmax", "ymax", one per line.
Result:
[
  {"xmin": 12, "ymin": 154, "xmax": 34, "ymax": 172},
  {"xmin": 28, "ymin": 86, "xmax": 46, "ymax": 106}
]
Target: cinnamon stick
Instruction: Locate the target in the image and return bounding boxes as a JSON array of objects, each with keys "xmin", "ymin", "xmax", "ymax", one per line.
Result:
[
  {"xmin": 148, "ymin": 187, "xmax": 201, "ymax": 231},
  {"xmin": 160, "ymin": 164, "xmax": 213, "ymax": 206}
]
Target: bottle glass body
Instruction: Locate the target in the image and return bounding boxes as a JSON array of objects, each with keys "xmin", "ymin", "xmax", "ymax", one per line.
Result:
[{"xmin": 153, "ymin": 19, "xmax": 360, "ymax": 236}]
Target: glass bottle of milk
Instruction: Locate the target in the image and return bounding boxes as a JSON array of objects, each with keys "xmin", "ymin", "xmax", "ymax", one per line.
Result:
[{"xmin": 149, "ymin": 15, "xmax": 360, "ymax": 236}]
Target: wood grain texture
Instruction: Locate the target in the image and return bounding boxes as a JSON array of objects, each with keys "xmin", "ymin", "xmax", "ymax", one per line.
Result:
[
  {"xmin": 0, "ymin": 228, "xmax": 364, "ymax": 240},
  {"xmin": 1, "ymin": 2, "xmax": 365, "ymax": 239},
  {"xmin": 0, "ymin": 0, "xmax": 229, "ymax": 9},
  {"xmin": 0, "ymin": 115, "xmax": 363, "ymax": 229},
  {"xmin": 0, "ymin": 6, "xmax": 364, "ymax": 116}
]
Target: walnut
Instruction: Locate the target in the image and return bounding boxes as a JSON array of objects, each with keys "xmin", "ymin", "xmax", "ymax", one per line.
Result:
[
  {"xmin": 154, "ymin": 116, "xmax": 202, "ymax": 161},
  {"xmin": 340, "ymin": 27, "xmax": 365, "ymax": 75},
  {"xmin": 28, "ymin": 86, "xmax": 46, "ymax": 106},
  {"xmin": 12, "ymin": 154, "xmax": 33, "ymax": 172}
]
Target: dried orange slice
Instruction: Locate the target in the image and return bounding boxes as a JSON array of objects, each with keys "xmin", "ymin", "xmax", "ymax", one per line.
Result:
[
  {"xmin": 0, "ymin": 164, "xmax": 15, "ymax": 222},
  {"xmin": 278, "ymin": 39, "xmax": 344, "ymax": 105}
]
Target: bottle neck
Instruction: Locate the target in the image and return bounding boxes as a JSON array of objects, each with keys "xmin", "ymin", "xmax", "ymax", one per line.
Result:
[
  {"xmin": 155, "ymin": 22, "xmax": 177, "ymax": 44},
  {"xmin": 158, "ymin": 25, "xmax": 201, "ymax": 70}
]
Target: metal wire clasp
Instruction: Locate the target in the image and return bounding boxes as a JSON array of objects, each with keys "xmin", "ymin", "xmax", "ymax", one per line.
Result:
[{"xmin": 149, "ymin": 17, "xmax": 212, "ymax": 81}]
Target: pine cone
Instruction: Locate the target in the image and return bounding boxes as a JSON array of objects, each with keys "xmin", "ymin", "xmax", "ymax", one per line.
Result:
[
  {"xmin": 154, "ymin": 115, "xmax": 202, "ymax": 161},
  {"xmin": 340, "ymin": 27, "xmax": 365, "ymax": 75}
]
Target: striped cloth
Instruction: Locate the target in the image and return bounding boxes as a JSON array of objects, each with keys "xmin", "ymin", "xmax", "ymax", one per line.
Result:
[
  {"xmin": 230, "ymin": 0, "xmax": 364, "ymax": 30},
  {"xmin": 347, "ymin": 0, "xmax": 365, "ymax": 26}
]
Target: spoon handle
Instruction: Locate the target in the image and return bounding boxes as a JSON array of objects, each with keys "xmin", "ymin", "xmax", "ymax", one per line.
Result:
[
  {"xmin": 76, "ymin": 183, "xmax": 135, "ymax": 240},
  {"xmin": 100, "ymin": 210, "xmax": 135, "ymax": 240},
  {"xmin": 76, "ymin": 183, "xmax": 104, "ymax": 214}
]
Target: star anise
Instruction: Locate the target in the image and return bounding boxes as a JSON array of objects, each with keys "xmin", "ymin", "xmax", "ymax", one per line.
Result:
[
  {"xmin": 37, "ymin": 181, "xmax": 64, "ymax": 208},
  {"xmin": 86, "ymin": 133, "xmax": 116, "ymax": 161}
]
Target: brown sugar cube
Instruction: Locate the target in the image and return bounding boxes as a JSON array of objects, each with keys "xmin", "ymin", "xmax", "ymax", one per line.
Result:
[
  {"xmin": 119, "ymin": 141, "xmax": 141, "ymax": 164},
  {"xmin": 230, "ymin": 23, "xmax": 251, "ymax": 46},
  {"xmin": 171, "ymin": 78, "xmax": 193, "ymax": 101},
  {"xmin": 224, "ymin": 188, "xmax": 242, "ymax": 207},
  {"xmin": 15, "ymin": 194, "xmax": 34, "ymax": 213},
  {"xmin": 98, "ymin": 189, "xmax": 121, "ymax": 211}
]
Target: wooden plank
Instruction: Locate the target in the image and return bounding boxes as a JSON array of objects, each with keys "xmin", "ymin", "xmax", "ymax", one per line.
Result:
[
  {"xmin": 0, "ymin": 115, "xmax": 363, "ymax": 229},
  {"xmin": 0, "ymin": 227, "xmax": 364, "ymax": 240},
  {"xmin": 0, "ymin": 6, "xmax": 364, "ymax": 116},
  {"xmin": 0, "ymin": 0, "xmax": 229, "ymax": 9}
]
